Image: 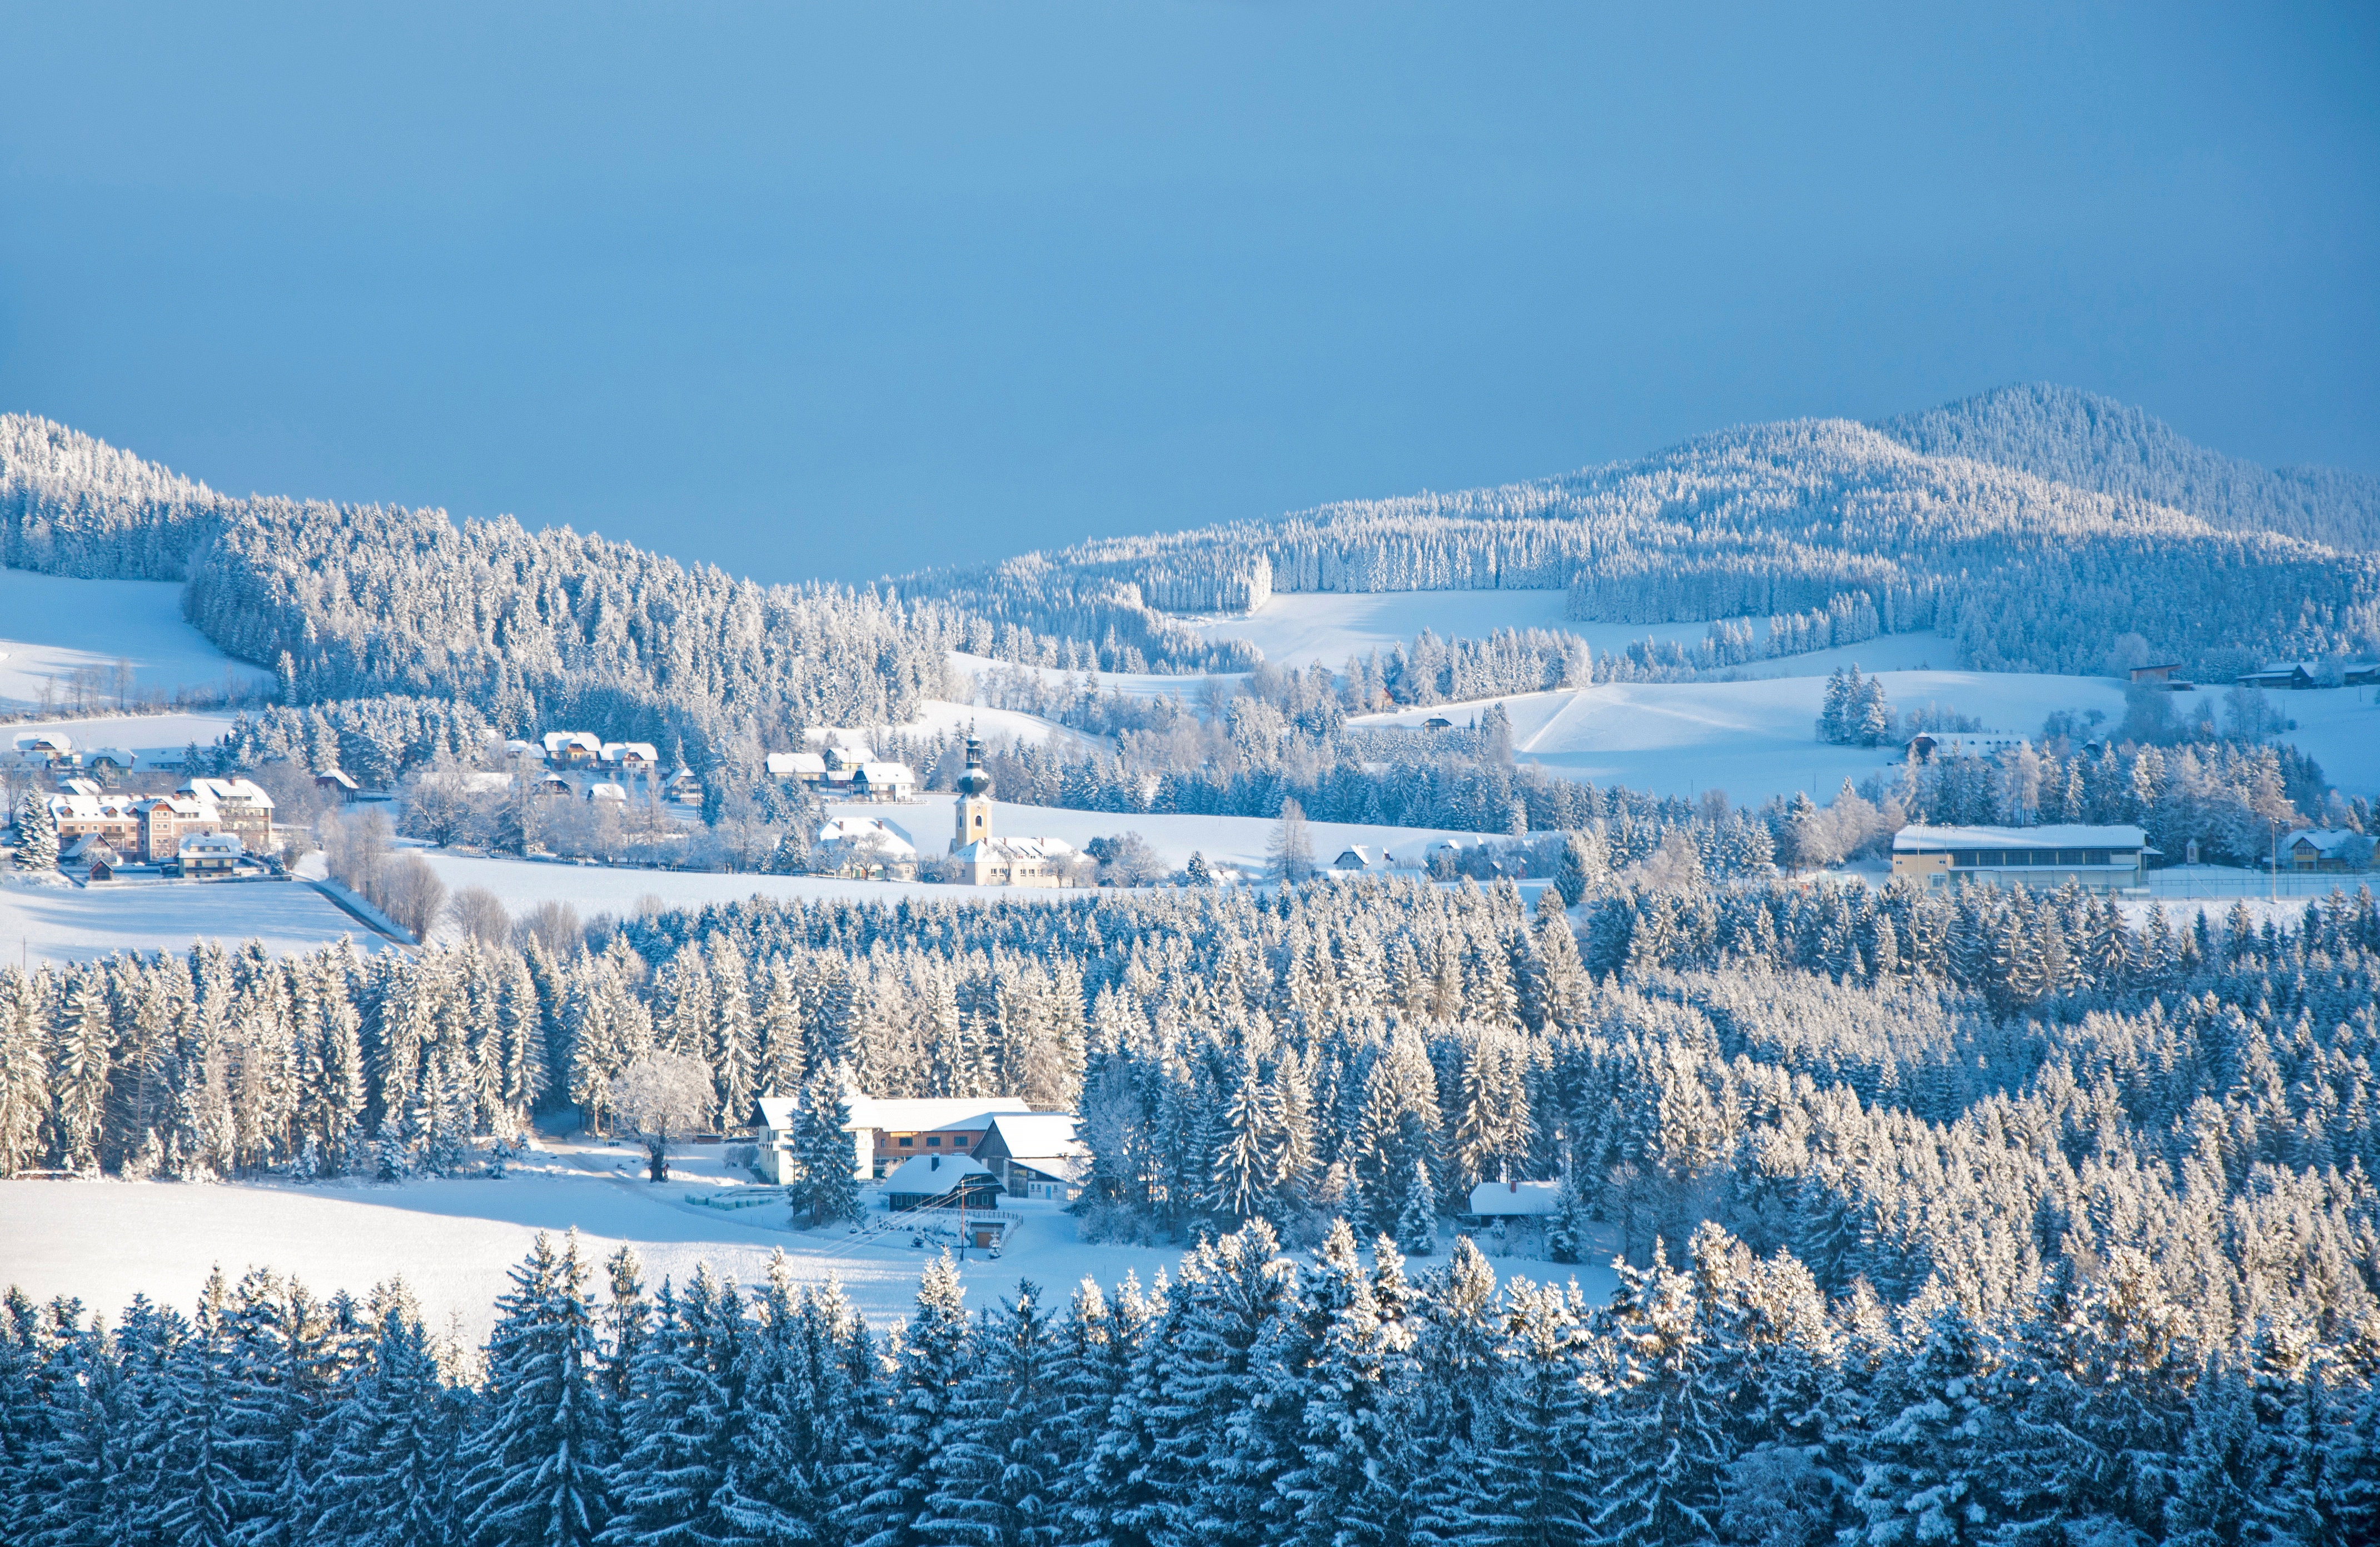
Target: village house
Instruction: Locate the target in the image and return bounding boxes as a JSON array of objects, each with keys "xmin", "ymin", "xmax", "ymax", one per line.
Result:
[
  {"xmin": 2127, "ymin": 663, "xmax": 2193, "ymax": 691},
  {"xmin": 852, "ymin": 761, "xmax": 918, "ymax": 802},
  {"xmin": 750, "ymin": 1090, "xmax": 1038, "ymax": 1182},
  {"xmin": 2237, "ymin": 661, "xmax": 2318, "ymax": 691},
  {"xmin": 315, "ymin": 768, "xmax": 361, "ymax": 802},
  {"xmin": 665, "ymin": 767, "xmax": 703, "ymax": 805},
  {"xmin": 44, "ymin": 793, "xmax": 142, "ymax": 851},
  {"xmin": 812, "ymin": 816, "xmax": 917, "ymax": 880},
  {"xmin": 601, "ymin": 741, "xmax": 659, "ymax": 774},
  {"xmin": 133, "ymin": 797, "xmax": 221, "ymax": 864},
  {"xmin": 970, "ymin": 1112, "xmax": 1089, "ymax": 1202},
  {"xmin": 1891, "ymin": 823, "xmax": 2151, "ymax": 895},
  {"xmin": 765, "ymin": 750, "xmax": 829, "ymax": 786},
  {"xmin": 2281, "ymin": 828, "xmax": 2372, "ymax": 872},
  {"xmin": 541, "ymin": 731, "xmax": 603, "ymax": 766},
  {"xmin": 881, "ymin": 1153, "xmax": 1004, "ymax": 1212},
  {"xmin": 180, "ymin": 777, "xmax": 275, "ymax": 852},
  {"xmin": 174, "ymin": 831, "xmax": 245, "ymax": 877}
]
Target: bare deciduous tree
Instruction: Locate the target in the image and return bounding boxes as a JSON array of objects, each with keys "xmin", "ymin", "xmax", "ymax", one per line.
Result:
[
  {"xmin": 374, "ymin": 854, "xmax": 448, "ymax": 943},
  {"xmin": 447, "ymin": 885, "xmax": 511, "ymax": 947},
  {"xmin": 514, "ymin": 899, "xmax": 585, "ymax": 959}
]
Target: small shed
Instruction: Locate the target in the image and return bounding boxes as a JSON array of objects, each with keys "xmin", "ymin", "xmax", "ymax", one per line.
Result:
[
  {"xmin": 883, "ymin": 1154, "xmax": 1002, "ymax": 1211},
  {"xmin": 586, "ymin": 782, "xmax": 628, "ymax": 804},
  {"xmin": 316, "ymin": 769, "xmax": 361, "ymax": 802}
]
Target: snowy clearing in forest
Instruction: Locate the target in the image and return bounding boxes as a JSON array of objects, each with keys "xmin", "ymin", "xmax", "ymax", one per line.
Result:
[
  {"xmin": 1182, "ymin": 588, "xmax": 1957, "ymax": 679},
  {"xmin": 0, "ymin": 875, "xmax": 393, "ymax": 967},
  {"xmin": 0, "ymin": 1138, "xmax": 1615, "ymax": 1341},
  {"xmin": 1355, "ymin": 672, "xmax": 2380, "ymax": 804},
  {"xmin": 0, "ymin": 567, "xmax": 273, "ymax": 712}
]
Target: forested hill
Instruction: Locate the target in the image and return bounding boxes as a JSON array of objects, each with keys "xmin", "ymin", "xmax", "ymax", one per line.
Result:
[
  {"xmin": 897, "ymin": 404, "xmax": 2380, "ymax": 680},
  {"xmin": 1876, "ymin": 382, "xmax": 2380, "ymax": 552},
  {"xmin": 0, "ymin": 415, "xmax": 960, "ymax": 758}
]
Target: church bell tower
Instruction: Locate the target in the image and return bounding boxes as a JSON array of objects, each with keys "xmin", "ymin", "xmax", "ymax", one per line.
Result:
[{"xmin": 952, "ymin": 729, "xmax": 993, "ymax": 853}]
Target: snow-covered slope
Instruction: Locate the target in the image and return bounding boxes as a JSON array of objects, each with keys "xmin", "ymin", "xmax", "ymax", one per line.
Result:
[
  {"xmin": 1357, "ymin": 675, "xmax": 2380, "ymax": 802},
  {"xmin": 0, "ymin": 876, "xmax": 394, "ymax": 967},
  {"xmin": 0, "ymin": 568, "xmax": 273, "ymax": 711}
]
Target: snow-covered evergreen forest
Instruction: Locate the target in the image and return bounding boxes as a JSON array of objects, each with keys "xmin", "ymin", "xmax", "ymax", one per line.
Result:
[{"xmin": 4, "ymin": 868, "xmax": 2379, "ymax": 1543}]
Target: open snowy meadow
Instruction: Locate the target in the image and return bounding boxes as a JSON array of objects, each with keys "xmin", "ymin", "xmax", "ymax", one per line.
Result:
[
  {"xmin": 0, "ymin": 875, "xmax": 394, "ymax": 967},
  {"xmin": 1357, "ymin": 672, "xmax": 2380, "ymax": 802},
  {"xmin": 0, "ymin": 569, "xmax": 274, "ymax": 712},
  {"xmin": 0, "ymin": 1138, "xmax": 1616, "ymax": 1343}
]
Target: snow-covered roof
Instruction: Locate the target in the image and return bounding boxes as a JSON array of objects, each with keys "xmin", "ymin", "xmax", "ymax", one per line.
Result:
[
  {"xmin": 753, "ymin": 1095, "xmax": 799, "ymax": 1132},
  {"xmin": 1331, "ymin": 846, "xmax": 1375, "ymax": 868},
  {"xmin": 2286, "ymin": 829, "xmax": 2364, "ymax": 856},
  {"xmin": 14, "ymin": 732, "xmax": 71, "ymax": 752},
  {"xmin": 956, "ymin": 835, "xmax": 1075, "ymax": 862},
  {"xmin": 1467, "ymin": 1179, "xmax": 1561, "ymax": 1217},
  {"xmin": 178, "ymin": 832, "xmax": 242, "ymax": 856},
  {"xmin": 602, "ymin": 742, "xmax": 659, "ymax": 762},
  {"xmin": 1893, "ymin": 824, "xmax": 2147, "ymax": 852},
  {"xmin": 58, "ymin": 778, "xmax": 102, "ymax": 797},
  {"xmin": 818, "ymin": 816, "xmax": 916, "ymax": 856},
  {"xmin": 182, "ymin": 777, "xmax": 273, "ymax": 809},
  {"xmin": 316, "ymin": 769, "xmax": 360, "ymax": 790},
  {"xmin": 855, "ymin": 762, "xmax": 915, "ymax": 784},
  {"xmin": 848, "ymin": 1095, "xmax": 1035, "ymax": 1134},
  {"xmin": 542, "ymin": 731, "xmax": 602, "ymax": 754},
  {"xmin": 980, "ymin": 1113, "xmax": 1086, "ymax": 1161},
  {"xmin": 882, "ymin": 1153, "xmax": 998, "ymax": 1194},
  {"xmin": 766, "ymin": 751, "xmax": 828, "ymax": 776},
  {"xmin": 586, "ymin": 782, "xmax": 628, "ymax": 801},
  {"xmin": 82, "ymin": 748, "xmax": 135, "ymax": 767}
]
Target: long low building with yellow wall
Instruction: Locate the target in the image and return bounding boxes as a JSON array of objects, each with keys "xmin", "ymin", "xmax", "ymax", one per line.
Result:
[{"xmin": 1891, "ymin": 824, "xmax": 2150, "ymax": 895}]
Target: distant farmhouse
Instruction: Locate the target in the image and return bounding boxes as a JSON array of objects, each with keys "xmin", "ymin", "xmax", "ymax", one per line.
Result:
[
  {"xmin": 751, "ymin": 1090, "xmax": 1038, "ymax": 1182},
  {"xmin": 1891, "ymin": 824, "xmax": 2151, "ymax": 895}
]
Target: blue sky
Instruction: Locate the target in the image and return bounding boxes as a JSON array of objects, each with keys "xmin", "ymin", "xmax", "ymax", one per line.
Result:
[{"xmin": 3, "ymin": 2, "xmax": 2374, "ymax": 585}]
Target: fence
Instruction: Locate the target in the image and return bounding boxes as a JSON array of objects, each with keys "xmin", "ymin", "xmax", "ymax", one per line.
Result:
[{"xmin": 2135, "ymin": 866, "xmax": 2369, "ymax": 901}]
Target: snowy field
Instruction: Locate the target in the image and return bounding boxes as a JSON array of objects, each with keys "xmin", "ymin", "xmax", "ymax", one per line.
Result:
[
  {"xmin": 1, "ymin": 710, "xmax": 240, "ymax": 764},
  {"xmin": 0, "ymin": 876, "xmax": 394, "ymax": 966},
  {"xmin": 0, "ymin": 567, "xmax": 273, "ymax": 712},
  {"xmin": 1184, "ymin": 588, "xmax": 1954, "ymax": 680},
  {"xmin": 410, "ymin": 849, "xmax": 1086, "ymax": 917},
  {"xmin": 1356, "ymin": 672, "xmax": 2380, "ymax": 804},
  {"xmin": 0, "ymin": 1139, "xmax": 1615, "ymax": 1341}
]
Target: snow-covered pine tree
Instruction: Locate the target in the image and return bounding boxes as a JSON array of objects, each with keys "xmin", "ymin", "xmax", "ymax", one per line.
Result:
[
  {"xmin": 456, "ymin": 1231, "xmax": 613, "ymax": 1547},
  {"xmin": 790, "ymin": 1069, "xmax": 861, "ymax": 1228},
  {"xmin": 918, "ymin": 1281, "xmax": 1067, "ymax": 1547},
  {"xmin": 600, "ymin": 1265, "xmax": 747, "ymax": 1547},
  {"xmin": 12, "ymin": 792, "xmax": 58, "ymax": 873},
  {"xmin": 1396, "ymin": 1159, "xmax": 1437, "ymax": 1257},
  {"xmin": 849, "ymin": 1252, "xmax": 970, "ymax": 1547},
  {"xmin": 317, "ymin": 1301, "xmax": 460, "ymax": 1547}
]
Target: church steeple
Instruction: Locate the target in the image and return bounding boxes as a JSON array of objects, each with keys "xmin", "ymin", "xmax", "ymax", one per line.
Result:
[{"xmin": 952, "ymin": 727, "xmax": 993, "ymax": 852}]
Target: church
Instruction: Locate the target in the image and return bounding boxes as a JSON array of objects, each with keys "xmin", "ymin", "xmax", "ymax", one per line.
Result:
[{"xmin": 948, "ymin": 731, "xmax": 1077, "ymax": 887}]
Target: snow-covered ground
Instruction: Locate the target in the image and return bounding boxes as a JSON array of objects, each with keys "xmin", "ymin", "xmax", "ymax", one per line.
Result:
[
  {"xmin": 0, "ymin": 568, "xmax": 274, "ymax": 712},
  {"xmin": 0, "ymin": 1139, "xmax": 1615, "ymax": 1341},
  {"xmin": 410, "ymin": 849, "xmax": 1085, "ymax": 917},
  {"xmin": 815, "ymin": 800, "xmax": 1491, "ymax": 876},
  {"xmin": 1355, "ymin": 672, "xmax": 2380, "ymax": 804},
  {"xmin": 1181, "ymin": 589, "xmax": 1947, "ymax": 679},
  {"xmin": 0, "ymin": 875, "xmax": 395, "ymax": 966},
  {"xmin": 1, "ymin": 710, "xmax": 241, "ymax": 764}
]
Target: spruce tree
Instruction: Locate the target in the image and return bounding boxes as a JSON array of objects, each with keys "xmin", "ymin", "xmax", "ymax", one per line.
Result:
[
  {"xmin": 456, "ymin": 1232, "xmax": 613, "ymax": 1547},
  {"xmin": 850, "ymin": 1253, "xmax": 970, "ymax": 1547},
  {"xmin": 13, "ymin": 792, "xmax": 58, "ymax": 873},
  {"xmin": 1396, "ymin": 1159, "xmax": 1437, "ymax": 1257},
  {"xmin": 919, "ymin": 1281, "xmax": 1067, "ymax": 1547},
  {"xmin": 790, "ymin": 1070, "xmax": 861, "ymax": 1228}
]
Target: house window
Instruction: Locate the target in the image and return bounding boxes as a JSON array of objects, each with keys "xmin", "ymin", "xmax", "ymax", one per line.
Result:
[
  {"xmin": 927, "ymin": 1136, "xmax": 941, "ymax": 1146},
  {"xmin": 952, "ymin": 1136, "xmax": 968, "ymax": 1149},
  {"xmin": 898, "ymin": 1136, "xmax": 914, "ymax": 1147},
  {"xmin": 2088, "ymin": 851, "xmax": 2109, "ymax": 865}
]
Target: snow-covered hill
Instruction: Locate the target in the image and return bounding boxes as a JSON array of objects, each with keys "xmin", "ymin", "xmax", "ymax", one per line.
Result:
[{"xmin": 1876, "ymin": 382, "xmax": 2380, "ymax": 551}]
